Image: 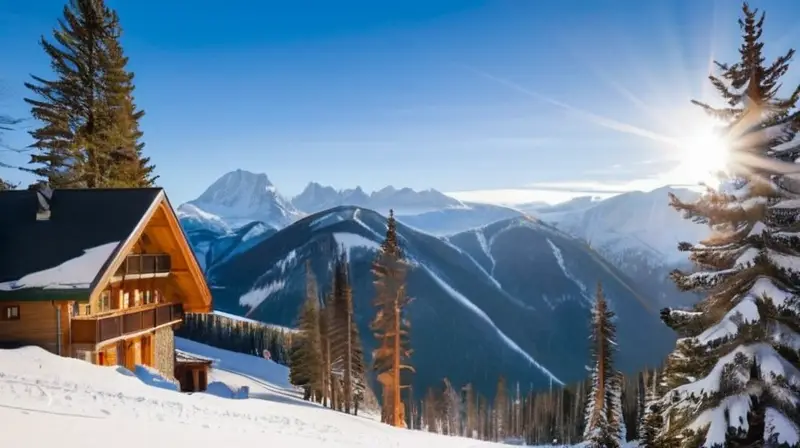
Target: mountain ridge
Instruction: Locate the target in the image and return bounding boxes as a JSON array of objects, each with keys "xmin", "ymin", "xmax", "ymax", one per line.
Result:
[{"xmin": 198, "ymin": 204, "xmax": 676, "ymax": 397}]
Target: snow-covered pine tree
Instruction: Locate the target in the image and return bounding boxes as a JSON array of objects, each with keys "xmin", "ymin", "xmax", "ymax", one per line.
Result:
[
  {"xmin": 330, "ymin": 246, "xmax": 366, "ymax": 415},
  {"xmin": 658, "ymin": 4, "xmax": 800, "ymax": 446},
  {"xmin": 442, "ymin": 378, "xmax": 462, "ymax": 436},
  {"xmin": 635, "ymin": 370, "xmax": 647, "ymax": 440},
  {"xmin": 639, "ymin": 369, "xmax": 663, "ymax": 447},
  {"xmin": 464, "ymin": 383, "xmax": 477, "ymax": 438},
  {"xmin": 583, "ymin": 282, "xmax": 623, "ymax": 448},
  {"xmin": 494, "ymin": 375, "xmax": 509, "ymax": 442},
  {"xmin": 610, "ymin": 372, "xmax": 626, "ymax": 444}
]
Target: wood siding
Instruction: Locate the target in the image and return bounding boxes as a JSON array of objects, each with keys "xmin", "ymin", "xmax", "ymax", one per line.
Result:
[
  {"xmin": 0, "ymin": 300, "xmax": 71, "ymax": 354},
  {"xmin": 89, "ymin": 197, "xmax": 212, "ymax": 314}
]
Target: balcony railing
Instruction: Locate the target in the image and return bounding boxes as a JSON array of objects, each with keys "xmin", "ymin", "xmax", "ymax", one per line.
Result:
[
  {"xmin": 71, "ymin": 302, "xmax": 184, "ymax": 345},
  {"xmin": 114, "ymin": 254, "xmax": 171, "ymax": 277}
]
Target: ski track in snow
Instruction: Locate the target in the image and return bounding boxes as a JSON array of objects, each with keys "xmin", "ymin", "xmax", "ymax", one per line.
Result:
[
  {"xmin": 352, "ymin": 209, "xmax": 384, "ymax": 240},
  {"xmin": 438, "ymin": 235, "xmax": 504, "ymax": 290},
  {"xmin": 546, "ymin": 239, "xmax": 592, "ymax": 306},
  {"xmin": 436, "ymin": 232, "xmax": 535, "ymax": 312},
  {"xmin": 418, "ymin": 264, "xmax": 563, "ymax": 385},
  {"xmin": 474, "ymin": 229, "xmax": 496, "ymax": 274},
  {"xmin": 238, "ymin": 250, "xmax": 298, "ymax": 310},
  {"xmin": 333, "ymin": 232, "xmax": 381, "ymax": 256},
  {"xmin": 239, "ymin": 280, "xmax": 286, "ymax": 310}
]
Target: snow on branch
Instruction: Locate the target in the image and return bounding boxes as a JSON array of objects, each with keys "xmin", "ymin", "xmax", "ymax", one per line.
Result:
[{"xmin": 695, "ymin": 297, "xmax": 760, "ymax": 346}]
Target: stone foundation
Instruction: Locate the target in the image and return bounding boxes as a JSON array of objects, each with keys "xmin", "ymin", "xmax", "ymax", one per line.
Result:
[{"xmin": 154, "ymin": 326, "xmax": 176, "ymax": 379}]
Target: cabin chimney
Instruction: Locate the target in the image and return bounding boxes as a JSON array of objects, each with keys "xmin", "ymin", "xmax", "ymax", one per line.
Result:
[{"xmin": 36, "ymin": 185, "xmax": 53, "ymax": 221}]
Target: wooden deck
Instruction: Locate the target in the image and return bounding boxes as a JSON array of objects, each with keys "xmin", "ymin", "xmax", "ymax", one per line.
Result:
[{"xmin": 71, "ymin": 302, "xmax": 183, "ymax": 345}]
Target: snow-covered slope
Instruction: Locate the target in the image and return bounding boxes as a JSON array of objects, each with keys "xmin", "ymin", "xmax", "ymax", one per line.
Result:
[
  {"xmin": 1, "ymin": 340, "xmax": 509, "ymax": 448},
  {"xmin": 178, "ymin": 169, "xmax": 303, "ymax": 230},
  {"xmin": 534, "ymin": 187, "xmax": 707, "ymax": 307},
  {"xmin": 199, "ymin": 206, "xmax": 674, "ymax": 398},
  {"xmin": 536, "ymin": 187, "xmax": 704, "ymax": 265},
  {"xmin": 447, "ymin": 217, "xmax": 676, "ymax": 378},
  {"xmin": 182, "ymin": 220, "xmax": 277, "ymax": 273}
]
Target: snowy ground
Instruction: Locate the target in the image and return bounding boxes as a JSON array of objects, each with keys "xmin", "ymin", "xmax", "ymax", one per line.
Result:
[{"xmin": 0, "ymin": 338, "xmax": 506, "ymax": 448}]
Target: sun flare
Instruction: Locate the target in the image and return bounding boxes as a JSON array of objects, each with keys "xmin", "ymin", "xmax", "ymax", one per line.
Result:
[{"xmin": 673, "ymin": 125, "xmax": 731, "ymax": 188}]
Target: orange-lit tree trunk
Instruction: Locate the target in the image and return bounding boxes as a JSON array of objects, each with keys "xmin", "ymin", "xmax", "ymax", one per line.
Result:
[{"xmin": 371, "ymin": 210, "xmax": 414, "ymax": 428}]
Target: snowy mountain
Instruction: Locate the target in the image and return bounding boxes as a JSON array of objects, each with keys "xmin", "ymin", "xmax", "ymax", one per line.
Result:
[
  {"xmin": 177, "ymin": 169, "xmax": 303, "ymax": 230},
  {"xmin": 292, "ymin": 181, "xmax": 527, "ymax": 235},
  {"xmin": 292, "ymin": 182, "xmax": 465, "ymax": 215},
  {"xmin": 526, "ymin": 196, "xmax": 605, "ymax": 214},
  {"xmin": 178, "ymin": 172, "xmax": 524, "ymax": 238},
  {"xmin": 1, "ymin": 339, "xmax": 514, "ymax": 448},
  {"xmin": 534, "ymin": 186, "xmax": 707, "ymax": 307},
  {"xmin": 395, "ymin": 202, "xmax": 524, "ymax": 235},
  {"xmin": 183, "ymin": 220, "xmax": 277, "ymax": 272},
  {"xmin": 200, "ymin": 206, "xmax": 675, "ymax": 398}
]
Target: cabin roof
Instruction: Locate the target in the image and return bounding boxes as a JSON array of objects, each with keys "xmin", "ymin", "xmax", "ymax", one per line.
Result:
[
  {"xmin": 0, "ymin": 188, "xmax": 163, "ymax": 301},
  {"xmin": 175, "ymin": 349, "xmax": 214, "ymax": 365}
]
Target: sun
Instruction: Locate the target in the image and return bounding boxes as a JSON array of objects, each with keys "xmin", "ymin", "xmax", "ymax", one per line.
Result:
[{"xmin": 673, "ymin": 125, "xmax": 732, "ymax": 188}]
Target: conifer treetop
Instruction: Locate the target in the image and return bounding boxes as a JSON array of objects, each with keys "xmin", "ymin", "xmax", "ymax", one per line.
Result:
[{"xmin": 659, "ymin": 3, "xmax": 800, "ymax": 446}]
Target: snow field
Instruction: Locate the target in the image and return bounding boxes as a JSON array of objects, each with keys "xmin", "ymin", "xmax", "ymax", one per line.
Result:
[{"xmin": 0, "ymin": 338, "xmax": 505, "ymax": 448}]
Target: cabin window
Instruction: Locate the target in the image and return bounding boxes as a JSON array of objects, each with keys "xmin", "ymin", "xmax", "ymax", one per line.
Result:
[
  {"xmin": 73, "ymin": 303, "xmax": 90, "ymax": 316},
  {"xmin": 2, "ymin": 305, "xmax": 20, "ymax": 321},
  {"xmin": 99, "ymin": 291, "xmax": 111, "ymax": 312},
  {"xmin": 74, "ymin": 350, "xmax": 92, "ymax": 363}
]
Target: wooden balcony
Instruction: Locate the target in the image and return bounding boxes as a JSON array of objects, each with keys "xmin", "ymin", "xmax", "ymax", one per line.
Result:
[
  {"xmin": 71, "ymin": 302, "xmax": 184, "ymax": 345},
  {"xmin": 113, "ymin": 254, "xmax": 172, "ymax": 279}
]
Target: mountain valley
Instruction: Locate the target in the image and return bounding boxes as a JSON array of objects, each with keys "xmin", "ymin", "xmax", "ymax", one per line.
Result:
[{"xmin": 175, "ymin": 169, "xmax": 706, "ymax": 396}]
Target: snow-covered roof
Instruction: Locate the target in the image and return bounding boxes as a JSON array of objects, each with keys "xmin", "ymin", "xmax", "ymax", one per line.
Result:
[
  {"xmin": 175, "ymin": 349, "xmax": 215, "ymax": 365},
  {"xmin": 0, "ymin": 188, "xmax": 164, "ymax": 301}
]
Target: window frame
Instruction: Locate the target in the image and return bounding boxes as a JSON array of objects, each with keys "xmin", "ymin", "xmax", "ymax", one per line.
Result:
[
  {"xmin": 99, "ymin": 290, "xmax": 112, "ymax": 312},
  {"xmin": 2, "ymin": 305, "xmax": 20, "ymax": 321}
]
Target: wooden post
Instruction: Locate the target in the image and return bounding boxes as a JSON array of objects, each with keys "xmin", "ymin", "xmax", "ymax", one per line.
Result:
[{"xmin": 392, "ymin": 299, "xmax": 401, "ymax": 427}]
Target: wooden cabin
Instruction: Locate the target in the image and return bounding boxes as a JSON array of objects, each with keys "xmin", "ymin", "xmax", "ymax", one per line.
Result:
[
  {"xmin": 0, "ymin": 187, "xmax": 212, "ymax": 379},
  {"xmin": 175, "ymin": 350, "xmax": 213, "ymax": 392}
]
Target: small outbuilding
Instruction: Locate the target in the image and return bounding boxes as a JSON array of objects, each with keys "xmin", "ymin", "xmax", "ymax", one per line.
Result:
[{"xmin": 174, "ymin": 350, "xmax": 213, "ymax": 392}]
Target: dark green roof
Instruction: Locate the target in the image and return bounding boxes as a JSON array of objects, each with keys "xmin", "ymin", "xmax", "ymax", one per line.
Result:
[{"xmin": 0, "ymin": 188, "xmax": 163, "ymax": 301}]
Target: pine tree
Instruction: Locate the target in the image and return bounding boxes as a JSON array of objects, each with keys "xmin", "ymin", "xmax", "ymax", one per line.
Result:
[
  {"xmin": 635, "ymin": 370, "xmax": 647, "ymax": 441},
  {"xmin": 441, "ymin": 378, "xmax": 462, "ymax": 436},
  {"xmin": 319, "ymin": 289, "xmax": 333, "ymax": 408},
  {"xmin": 477, "ymin": 393, "xmax": 487, "ymax": 440},
  {"xmin": 24, "ymin": 0, "xmax": 155, "ymax": 188},
  {"xmin": 371, "ymin": 209, "xmax": 414, "ymax": 427},
  {"xmin": 659, "ymin": 3, "xmax": 800, "ymax": 446},
  {"xmin": 423, "ymin": 387, "xmax": 439, "ymax": 433},
  {"xmin": 330, "ymin": 247, "xmax": 365, "ymax": 414},
  {"xmin": 494, "ymin": 375, "xmax": 509, "ymax": 442},
  {"xmin": 96, "ymin": 26, "xmax": 155, "ymax": 187},
  {"xmin": 639, "ymin": 369, "xmax": 663, "ymax": 447},
  {"xmin": 464, "ymin": 383, "xmax": 477, "ymax": 438},
  {"xmin": 0, "ymin": 111, "xmax": 23, "ymax": 190},
  {"xmin": 583, "ymin": 282, "xmax": 623, "ymax": 448},
  {"xmin": 288, "ymin": 262, "xmax": 323, "ymax": 399}
]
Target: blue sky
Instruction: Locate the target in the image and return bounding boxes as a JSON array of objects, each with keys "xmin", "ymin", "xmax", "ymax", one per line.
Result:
[{"xmin": 2, "ymin": 0, "xmax": 800, "ymax": 205}]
